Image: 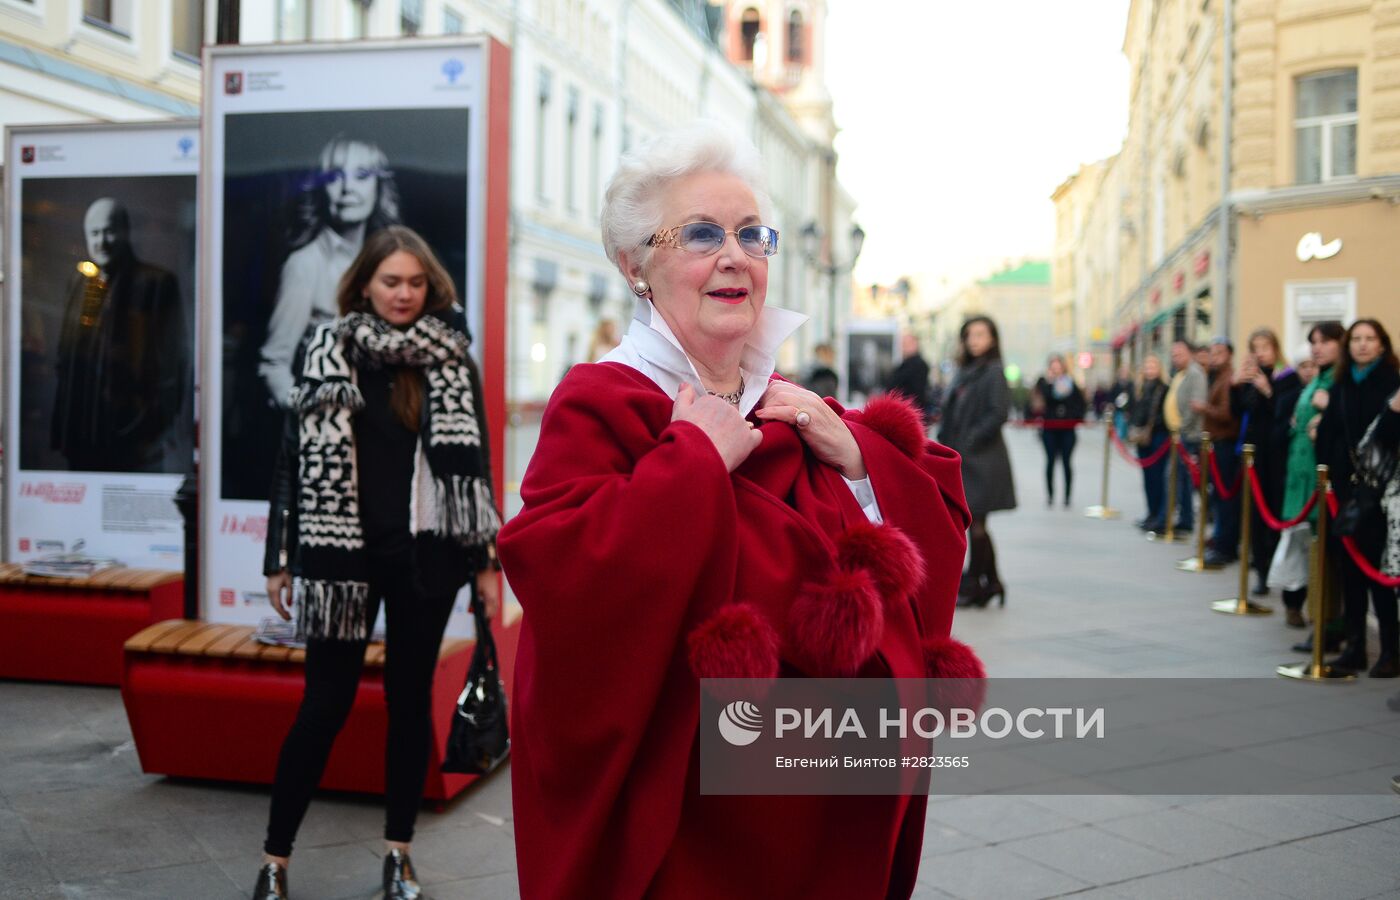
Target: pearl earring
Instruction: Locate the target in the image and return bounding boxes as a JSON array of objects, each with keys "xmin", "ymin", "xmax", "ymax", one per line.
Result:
[{"xmin": 631, "ymin": 279, "xmax": 651, "ymax": 296}]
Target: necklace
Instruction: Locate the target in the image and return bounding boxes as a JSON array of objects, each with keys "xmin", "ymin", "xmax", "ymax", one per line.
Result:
[{"xmin": 706, "ymin": 376, "xmax": 744, "ymax": 407}]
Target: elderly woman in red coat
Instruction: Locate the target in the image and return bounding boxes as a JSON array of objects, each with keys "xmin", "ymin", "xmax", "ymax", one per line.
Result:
[{"xmin": 497, "ymin": 122, "xmax": 977, "ymax": 899}]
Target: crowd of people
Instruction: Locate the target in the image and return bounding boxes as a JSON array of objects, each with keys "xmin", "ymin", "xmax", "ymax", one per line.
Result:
[{"xmin": 1116, "ymin": 322, "xmax": 1400, "ymax": 687}]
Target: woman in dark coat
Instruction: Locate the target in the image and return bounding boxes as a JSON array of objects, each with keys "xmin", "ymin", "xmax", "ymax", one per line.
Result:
[
  {"xmin": 1030, "ymin": 354, "xmax": 1087, "ymax": 508},
  {"xmin": 939, "ymin": 316, "xmax": 1016, "ymax": 607},
  {"xmin": 1315, "ymin": 318, "xmax": 1400, "ymax": 678},
  {"xmin": 1129, "ymin": 354, "xmax": 1170, "ymax": 532},
  {"xmin": 1235, "ymin": 327, "xmax": 1301, "ymax": 596}
]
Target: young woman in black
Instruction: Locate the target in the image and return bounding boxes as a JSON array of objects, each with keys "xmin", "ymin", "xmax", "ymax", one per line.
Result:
[
  {"xmin": 1315, "ymin": 318, "xmax": 1400, "ymax": 678},
  {"xmin": 254, "ymin": 226, "xmax": 501, "ymax": 900},
  {"xmin": 1031, "ymin": 354, "xmax": 1087, "ymax": 508}
]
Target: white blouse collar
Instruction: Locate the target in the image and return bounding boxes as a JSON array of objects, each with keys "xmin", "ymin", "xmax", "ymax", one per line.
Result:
[{"xmin": 600, "ymin": 296, "xmax": 808, "ymax": 416}]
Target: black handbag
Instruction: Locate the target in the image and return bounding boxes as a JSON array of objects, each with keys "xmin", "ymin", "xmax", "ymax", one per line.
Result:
[
  {"xmin": 1335, "ymin": 397, "xmax": 1398, "ymax": 538},
  {"xmin": 442, "ymin": 588, "xmax": 510, "ymax": 775}
]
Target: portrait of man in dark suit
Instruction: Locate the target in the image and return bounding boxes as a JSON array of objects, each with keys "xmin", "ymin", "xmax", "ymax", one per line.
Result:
[{"xmin": 48, "ymin": 197, "xmax": 189, "ymax": 473}]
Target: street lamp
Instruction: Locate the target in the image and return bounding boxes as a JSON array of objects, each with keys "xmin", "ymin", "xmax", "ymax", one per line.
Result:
[{"xmin": 801, "ymin": 220, "xmax": 865, "ymax": 341}]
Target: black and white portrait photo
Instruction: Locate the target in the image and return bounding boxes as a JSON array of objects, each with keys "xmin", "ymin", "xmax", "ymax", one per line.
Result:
[
  {"xmin": 18, "ymin": 176, "xmax": 196, "ymax": 474},
  {"xmin": 219, "ymin": 107, "xmax": 470, "ymax": 501},
  {"xmin": 845, "ymin": 329, "xmax": 897, "ymax": 407}
]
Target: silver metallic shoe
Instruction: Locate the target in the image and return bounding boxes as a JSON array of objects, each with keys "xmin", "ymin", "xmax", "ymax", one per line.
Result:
[
  {"xmin": 251, "ymin": 862, "xmax": 289, "ymax": 900},
  {"xmin": 383, "ymin": 848, "xmax": 430, "ymax": 900}
]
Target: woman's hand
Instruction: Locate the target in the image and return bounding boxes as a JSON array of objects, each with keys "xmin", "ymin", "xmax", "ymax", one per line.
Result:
[
  {"xmin": 754, "ymin": 382, "xmax": 866, "ymax": 478},
  {"xmin": 474, "ymin": 569, "xmax": 501, "ymax": 621},
  {"xmin": 267, "ymin": 570, "xmax": 292, "ymax": 621},
  {"xmin": 672, "ymin": 382, "xmax": 762, "ymax": 472},
  {"xmin": 1312, "ymin": 388, "xmax": 1330, "ymax": 412},
  {"xmin": 1390, "ymin": 389, "xmax": 1400, "ymax": 413}
]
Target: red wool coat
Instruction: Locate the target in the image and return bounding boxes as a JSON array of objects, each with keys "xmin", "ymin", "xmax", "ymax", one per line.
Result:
[{"xmin": 498, "ymin": 363, "xmax": 974, "ymax": 900}]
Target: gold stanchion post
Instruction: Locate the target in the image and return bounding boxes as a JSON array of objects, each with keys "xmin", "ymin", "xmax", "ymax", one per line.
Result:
[
  {"xmin": 1084, "ymin": 416, "xmax": 1120, "ymax": 519},
  {"xmin": 1279, "ymin": 466, "xmax": 1354, "ymax": 681},
  {"xmin": 1178, "ymin": 433, "xmax": 1222, "ymax": 571},
  {"xmin": 1212, "ymin": 444, "xmax": 1271, "ymax": 614},
  {"xmin": 1148, "ymin": 433, "xmax": 1188, "ymax": 543}
]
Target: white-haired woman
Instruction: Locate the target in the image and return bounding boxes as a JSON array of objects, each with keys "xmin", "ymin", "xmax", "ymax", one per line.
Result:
[{"xmin": 498, "ymin": 122, "xmax": 979, "ymax": 899}]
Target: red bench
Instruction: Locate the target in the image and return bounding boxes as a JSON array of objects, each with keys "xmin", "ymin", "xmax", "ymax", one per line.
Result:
[
  {"xmin": 120, "ymin": 612, "xmax": 520, "ymax": 801},
  {"xmin": 0, "ymin": 563, "xmax": 183, "ymax": 686}
]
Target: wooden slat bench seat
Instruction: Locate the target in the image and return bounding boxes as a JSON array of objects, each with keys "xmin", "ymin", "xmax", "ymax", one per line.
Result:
[
  {"xmin": 119, "ymin": 613, "xmax": 519, "ymax": 801},
  {"xmin": 0, "ymin": 564, "xmax": 183, "ymax": 685}
]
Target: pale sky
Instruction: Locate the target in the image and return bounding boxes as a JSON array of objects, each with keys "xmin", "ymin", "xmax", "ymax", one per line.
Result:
[{"xmin": 826, "ymin": 1, "xmax": 1131, "ymax": 299}]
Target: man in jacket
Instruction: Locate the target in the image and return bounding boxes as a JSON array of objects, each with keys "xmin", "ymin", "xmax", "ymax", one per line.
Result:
[
  {"xmin": 1193, "ymin": 337, "xmax": 1242, "ymax": 565},
  {"xmin": 885, "ymin": 334, "xmax": 931, "ymax": 412},
  {"xmin": 1163, "ymin": 340, "xmax": 1207, "ymax": 531},
  {"xmin": 50, "ymin": 197, "xmax": 188, "ymax": 473}
]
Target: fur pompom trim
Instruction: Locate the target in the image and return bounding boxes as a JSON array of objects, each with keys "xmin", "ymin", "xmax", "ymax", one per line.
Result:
[
  {"xmin": 922, "ymin": 635, "xmax": 985, "ymax": 680},
  {"xmin": 859, "ymin": 394, "xmax": 927, "ymax": 459},
  {"xmin": 836, "ymin": 523, "xmax": 926, "ymax": 600},
  {"xmin": 923, "ymin": 635, "xmax": 987, "ymax": 713},
  {"xmin": 687, "ymin": 603, "xmax": 781, "ymax": 681},
  {"xmin": 784, "ymin": 570, "xmax": 884, "ymax": 677}
]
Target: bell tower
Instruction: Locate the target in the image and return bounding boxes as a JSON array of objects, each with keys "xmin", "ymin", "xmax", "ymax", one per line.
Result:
[{"xmin": 720, "ymin": 0, "xmax": 835, "ymax": 143}]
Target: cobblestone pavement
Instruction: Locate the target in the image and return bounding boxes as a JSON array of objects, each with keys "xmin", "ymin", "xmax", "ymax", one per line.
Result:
[{"xmin": 3, "ymin": 426, "xmax": 1398, "ymax": 898}]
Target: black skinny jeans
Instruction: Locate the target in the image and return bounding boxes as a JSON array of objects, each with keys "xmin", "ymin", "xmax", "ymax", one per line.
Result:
[
  {"xmin": 1040, "ymin": 427, "xmax": 1077, "ymax": 502},
  {"xmin": 1331, "ymin": 525, "xmax": 1400, "ymax": 660},
  {"xmin": 264, "ymin": 555, "xmax": 457, "ymax": 858}
]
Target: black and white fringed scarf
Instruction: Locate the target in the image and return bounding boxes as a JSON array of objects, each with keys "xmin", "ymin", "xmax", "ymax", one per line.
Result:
[{"xmin": 291, "ymin": 311, "xmax": 501, "ymax": 641}]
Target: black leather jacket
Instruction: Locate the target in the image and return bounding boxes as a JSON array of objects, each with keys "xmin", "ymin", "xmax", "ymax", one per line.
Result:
[{"xmin": 262, "ymin": 309, "xmax": 495, "ymax": 593}]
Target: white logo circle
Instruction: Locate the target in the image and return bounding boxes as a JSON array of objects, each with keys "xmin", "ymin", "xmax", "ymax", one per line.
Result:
[{"xmin": 717, "ymin": 700, "xmax": 763, "ymax": 747}]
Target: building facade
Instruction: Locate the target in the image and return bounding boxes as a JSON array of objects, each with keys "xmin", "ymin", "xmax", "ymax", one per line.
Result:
[
  {"xmin": 0, "ymin": 2, "xmax": 201, "ymax": 140},
  {"xmin": 1055, "ymin": 0, "xmax": 1400, "ymax": 373}
]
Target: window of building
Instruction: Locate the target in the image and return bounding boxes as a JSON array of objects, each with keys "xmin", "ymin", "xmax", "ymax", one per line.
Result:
[
  {"xmin": 1151, "ymin": 175, "xmax": 1166, "ymax": 265},
  {"xmin": 83, "ymin": 0, "xmax": 132, "ymax": 36},
  {"xmin": 172, "ymin": 1, "xmax": 203, "ymax": 61},
  {"xmin": 740, "ymin": 8, "xmax": 761, "ymax": 61},
  {"xmin": 590, "ymin": 103, "xmax": 605, "ymax": 218},
  {"xmin": 565, "ymin": 87, "xmax": 580, "ymax": 212},
  {"xmin": 1295, "ymin": 69, "xmax": 1358, "ymax": 184},
  {"xmin": 444, "ymin": 8, "xmax": 465, "ymax": 33},
  {"xmin": 536, "ymin": 68, "xmax": 552, "ymax": 203},
  {"xmin": 276, "ymin": 0, "xmax": 311, "ymax": 40},
  {"xmin": 402, "ymin": 0, "xmax": 423, "ymax": 35},
  {"xmin": 786, "ymin": 10, "xmax": 803, "ymax": 63}
]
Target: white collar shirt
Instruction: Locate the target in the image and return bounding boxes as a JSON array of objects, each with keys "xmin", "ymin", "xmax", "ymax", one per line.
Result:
[{"xmin": 599, "ymin": 297, "xmax": 882, "ymax": 523}]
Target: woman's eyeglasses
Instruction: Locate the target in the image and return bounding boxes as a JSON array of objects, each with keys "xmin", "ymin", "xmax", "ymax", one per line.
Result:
[{"xmin": 647, "ymin": 222, "xmax": 779, "ymax": 258}]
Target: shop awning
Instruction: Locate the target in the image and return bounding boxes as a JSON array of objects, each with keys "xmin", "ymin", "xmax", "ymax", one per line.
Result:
[
  {"xmin": 1111, "ymin": 323, "xmax": 1140, "ymax": 350},
  {"xmin": 1145, "ymin": 301, "xmax": 1187, "ymax": 331}
]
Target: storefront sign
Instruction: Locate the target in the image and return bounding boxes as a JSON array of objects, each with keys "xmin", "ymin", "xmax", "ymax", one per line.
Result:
[{"xmin": 1296, "ymin": 232, "xmax": 1342, "ymax": 262}]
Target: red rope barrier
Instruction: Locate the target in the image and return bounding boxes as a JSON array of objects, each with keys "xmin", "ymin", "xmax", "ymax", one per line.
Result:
[
  {"xmin": 1025, "ymin": 418, "xmax": 1084, "ymax": 430},
  {"xmin": 1247, "ymin": 468, "xmax": 1319, "ymax": 531},
  {"xmin": 1109, "ymin": 430, "xmax": 1172, "ymax": 468},
  {"xmin": 1175, "ymin": 441, "xmax": 1202, "ymax": 487},
  {"xmin": 1209, "ymin": 452, "xmax": 1243, "ymax": 500},
  {"xmin": 1324, "ymin": 493, "xmax": 1400, "ymax": 587}
]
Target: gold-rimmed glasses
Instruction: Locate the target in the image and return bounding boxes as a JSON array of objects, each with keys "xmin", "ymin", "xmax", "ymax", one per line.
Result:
[{"xmin": 647, "ymin": 222, "xmax": 779, "ymax": 258}]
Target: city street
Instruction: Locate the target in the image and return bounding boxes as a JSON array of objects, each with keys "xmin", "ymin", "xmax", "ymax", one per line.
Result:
[{"xmin": 3, "ymin": 426, "xmax": 1399, "ymax": 899}]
